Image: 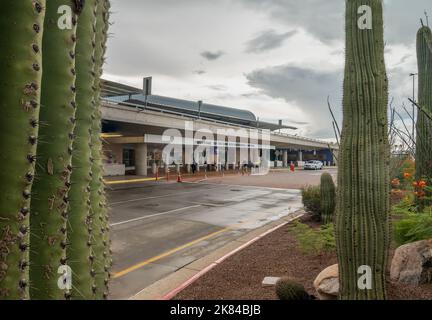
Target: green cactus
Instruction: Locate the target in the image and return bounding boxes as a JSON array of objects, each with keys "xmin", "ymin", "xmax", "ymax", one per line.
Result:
[
  {"xmin": 415, "ymin": 25, "xmax": 432, "ymax": 201},
  {"xmin": 275, "ymin": 278, "xmax": 312, "ymax": 300},
  {"xmin": 0, "ymin": 1, "xmax": 46, "ymax": 300},
  {"xmin": 336, "ymin": 0, "xmax": 390, "ymax": 300},
  {"xmin": 320, "ymin": 173, "xmax": 336, "ymax": 225},
  {"xmin": 29, "ymin": 0, "xmax": 80, "ymax": 300},
  {"xmin": 90, "ymin": 0, "xmax": 111, "ymax": 299},
  {"xmin": 67, "ymin": 0, "xmax": 98, "ymax": 299}
]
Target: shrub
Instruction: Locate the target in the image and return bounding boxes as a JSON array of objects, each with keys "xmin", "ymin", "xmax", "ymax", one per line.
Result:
[
  {"xmin": 393, "ymin": 208, "xmax": 432, "ymax": 246},
  {"xmin": 289, "ymin": 221, "xmax": 336, "ymax": 254},
  {"xmin": 275, "ymin": 278, "xmax": 312, "ymax": 300},
  {"xmin": 301, "ymin": 185, "xmax": 321, "ymax": 217}
]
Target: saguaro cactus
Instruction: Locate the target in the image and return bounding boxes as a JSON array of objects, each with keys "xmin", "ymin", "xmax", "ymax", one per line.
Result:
[
  {"xmin": 320, "ymin": 173, "xmax": 336, "ymax": 225},
  {"xmin": 0, "ymin": 1, "xmax": 46, "ymax": 300},
  {"xmin": 67, "ymin": 0, "xmax": 98, "ymax": 299},
  {"xmin": 336, "ymin": 0, "xmax": 390, "ymax": 300},
  {"xmin": 415, "ymin": 25, "xmax": 432, "ymax": 189},
  {"xmin": 90, "ymin": 0, "xmax": 111, "ymax": 299},
  {"xmin": 29, "ymin": 0, "xmax": 81, "ymax": 300}
]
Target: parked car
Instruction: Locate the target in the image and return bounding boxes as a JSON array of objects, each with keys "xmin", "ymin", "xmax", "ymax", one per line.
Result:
[{"xmin": 304, "ymin": 160, "xmax": 324, "ymax": 170}]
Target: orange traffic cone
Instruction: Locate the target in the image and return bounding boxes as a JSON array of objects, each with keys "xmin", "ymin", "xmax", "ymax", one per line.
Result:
[{"xmin": 177, "ymin": 172, "xmax": 183, "ymax": 183}]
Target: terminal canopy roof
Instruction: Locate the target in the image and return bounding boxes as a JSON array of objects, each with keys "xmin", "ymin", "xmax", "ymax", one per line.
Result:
[{"xmin": 101, "ymin": 79, "xmax": 297, "ymax": 131}]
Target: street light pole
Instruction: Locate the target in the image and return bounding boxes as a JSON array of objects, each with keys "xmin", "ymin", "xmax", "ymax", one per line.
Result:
[{"xmin": 409, "ymin": 73, "xmax": 418, "ymax": 140}]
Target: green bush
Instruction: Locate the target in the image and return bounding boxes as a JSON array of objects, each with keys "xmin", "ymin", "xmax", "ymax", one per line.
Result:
[
  {"xmin": 289, "ymin": 221, "xmax": 336, "ymax": 254},
  {"xmin": 394, "ymin": 209, "xmax": 432, "ymax": 246},
  {"xmin": 301, "ymin": 185, "xmax": 321, "ymax": 217},
  {"xmin": 275, "ymin": 278, "xmax": 312, "ymax": 300}
]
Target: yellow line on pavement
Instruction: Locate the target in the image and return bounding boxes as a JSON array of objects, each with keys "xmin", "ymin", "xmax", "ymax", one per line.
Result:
[
  {"xmin": 112, "ymin": 227, "xmax": 230, "ymax": 279},
  {"xmin": 104, "ymin": 177, "xmax": 165, "ymax": 185}
]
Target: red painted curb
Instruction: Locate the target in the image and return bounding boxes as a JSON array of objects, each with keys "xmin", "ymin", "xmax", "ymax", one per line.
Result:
[{"xmin": 161, "ymin": 214, "xmax": 303, "ymax": 300}]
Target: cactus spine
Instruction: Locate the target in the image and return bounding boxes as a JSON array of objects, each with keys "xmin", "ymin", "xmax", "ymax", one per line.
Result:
[
  {"xmin": 90, "ymin": 0, "xmax": 111, "ymax": 299},
  {"xmin": 0, "ymin": 1, "xmax": 46, "ymax": 300},
  {"xmin": 29, "ymin": 1, "xmax": 80, "ymax": 300},
  {"xmin": 67, "ymin": 0, "xmax": 98, "ymax": 299},
  {"xmin": 415, "ymin": 26, "xmax": 432, "ymax": 191},
  {"xmin": 336, "ymin": 0, "xmax": 390, "ymax": 300},
  {"xmin": 320, "ymin": 173, "xmax": 336, "ymax": 225}
]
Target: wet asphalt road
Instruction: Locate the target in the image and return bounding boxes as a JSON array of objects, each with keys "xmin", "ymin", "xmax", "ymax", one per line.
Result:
[{"xmin": 107, "ymin": 180, "xmax": 303, "ymax": 299}]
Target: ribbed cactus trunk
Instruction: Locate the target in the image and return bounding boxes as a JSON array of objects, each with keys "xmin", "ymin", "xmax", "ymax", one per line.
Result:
[
  {"xmin": 90, "ymin": 0, "xmax": 112, "ymax": 299},
  {"xmin": 0, "ymin": 1, "xmax": 46, "ymax": 300},
  {"xmin": 415, "ymin": 26, "xmax": 432, "ymax": 203},
  {"xmin": 336, "ymin": 0, "xmax": 390, "ymax": 300},
  {"xmin": 67, "ymin": 0, "xmax": 98, "ymax": 299},
  {"xmin": 320, "ymin": 173, "xmax": 336, "ymax": 225},
  {"xmin": 29, "ymin": 0, "xmax": 80, "ymax": 300}
]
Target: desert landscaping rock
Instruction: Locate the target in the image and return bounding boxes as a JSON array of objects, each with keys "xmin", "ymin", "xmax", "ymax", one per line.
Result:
[
  {"xmin": 262, "ymin": 277, "xmax": 281, "ymax": 287},
  {"xmin": 313, "ymin": 264, "xmax": 339, "ymax": 300},
  {"xmin": 390, "ymin": 240, "xmax": 432, "ymax": 285}
]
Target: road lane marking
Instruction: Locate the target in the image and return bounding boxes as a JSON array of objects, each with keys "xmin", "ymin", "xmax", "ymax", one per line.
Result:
[
  {"xmin": 110, "ymin": 205, "xmax": 201, "ymax": 227},
  {"xmin": 180, "ymin": 201, "xmax": 226, "ymax": 207},
  {"xmin": 104, "ymin": 177, "xmax": 165, "ymax": 185},
  {"xmin": 112, "ymin": 227, "xmax": 230, "ymax": 279}
]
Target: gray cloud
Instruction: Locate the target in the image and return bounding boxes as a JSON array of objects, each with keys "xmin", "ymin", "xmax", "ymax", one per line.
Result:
[
  {"xmin": 246, "ymin": 65, "xmax": 343, "ymax": 139},
  {"xmin": 194, "ymin": 70, "xmax": 206, "ymax": 75},
  {"xmin": 200, "ymin": 50, "xmax": 225, "ymax": 61},
  {"xmin": 104, "ymin": 0, "xmax": 426, "ymax": 140},
  {"xmin": 245, "ymin": 29, "xmax": 298, "ymax": 53},
  {"xmin": 240, "ymin": 0, "xmax": 431, "ymax": 45},
  {"xmin": 207, "ymin": 85, "xmax": 228, "ymax": 91}
]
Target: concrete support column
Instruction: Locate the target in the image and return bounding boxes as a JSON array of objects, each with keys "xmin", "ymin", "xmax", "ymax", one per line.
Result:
[
  {"xmin": 135, "ymin": 143, "xmax": 148, "ymax": 176},
  {"xmin": 283, "ymin": 150, "xmax": 288, "ymax": 168},
  {"xmin": 186, "ymin": 164, "xmax": 191, "ymax": 173},
  {"xmin": 152, "ymin": 162, "xmax": 157, "ymax": 175},
  {"xmin": 298, "ymin": 150, "xmax": 303, "ymax": 162}
]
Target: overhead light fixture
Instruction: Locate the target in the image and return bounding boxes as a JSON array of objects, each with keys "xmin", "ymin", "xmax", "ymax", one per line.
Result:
[{"xmin": 100, "ymin": 133, "xmax": 123, "ymax": 138}]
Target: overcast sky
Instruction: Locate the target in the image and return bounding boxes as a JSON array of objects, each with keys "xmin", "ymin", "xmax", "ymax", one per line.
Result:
[{"xmin": 104, "ymin": 0, "xmax": 431, "ymax": 140}]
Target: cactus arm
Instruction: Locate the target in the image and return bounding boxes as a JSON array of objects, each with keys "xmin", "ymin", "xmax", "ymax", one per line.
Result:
[
  {"xmin": 0, "ymin": 1, "xmax": 46, "ymax": 300},
  {"xmin": 336, "ymin": 0, "xmax": 390, "ymax": 300},
  {"xmin": 67, "ymin": 0, "xmax": 98, "ymax": 299},
  {"xmin": 29, "ymin": 0, "xmax": 79, "ymax": 300},
  {"xmin": 415, "ymin": 26, "xmax": 432, "ymax": 184},
  {"xmin": 90, "ymin": 0, "xmax": 111, "ymax": 299}
]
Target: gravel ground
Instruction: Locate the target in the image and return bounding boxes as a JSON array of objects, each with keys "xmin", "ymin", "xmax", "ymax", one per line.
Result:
[{"xmin": 175, "ymin": 215, "xmax": 432, "ymax": 300}]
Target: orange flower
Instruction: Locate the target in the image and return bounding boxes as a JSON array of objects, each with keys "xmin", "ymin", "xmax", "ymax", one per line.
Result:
[
  {"xmin": 403, "ymin": 172, "xmax": 412, "ymax": 179},
  {"xmin": 418, "ymin": 180, "xmax": 427, "ymax": 188},
  {"xmin": 413, "ymin": 181, "xmax": 419, "ymax": 188}
]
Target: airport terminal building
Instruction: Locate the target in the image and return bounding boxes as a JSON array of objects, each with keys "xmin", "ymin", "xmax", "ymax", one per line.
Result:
[{"xmin": 100, "ymin": 78, "xmax": 338, "ymax": 176}]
